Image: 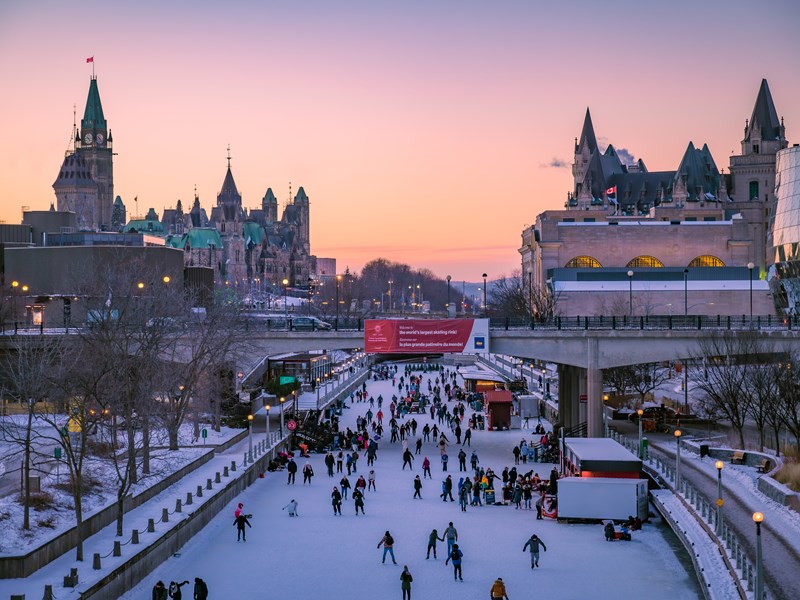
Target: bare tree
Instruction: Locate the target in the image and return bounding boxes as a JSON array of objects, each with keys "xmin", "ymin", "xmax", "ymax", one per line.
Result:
[
  {"xmin": 748, "ymin": 353, "xmax": 780, "ymax": 452},
  {"xmin": 776, "ymin": 356, "xmax": 800, "ymax": 451},
  {"xmin": 628, "ymin": 362, "xmax": 672, "ymax": 406},
  {"xmin": 602, "ymin": 365, "xmax": 636, "ymax": 397}
]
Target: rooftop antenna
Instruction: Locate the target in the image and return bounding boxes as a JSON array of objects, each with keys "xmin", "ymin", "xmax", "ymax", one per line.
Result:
[
  {"xmin": 66, "ymin": 104, "xmax": 77, "ymax": 156},
  {"xmin": 194, "ymin": 183, "xmax": 198, "ymax": 200},
  {"xmin": 134, "ymin": 195, "xmax": 139, "ymax": 219},
  {"xmin": 227, "ymin": 144, "xmax": 231, "ymax": 169},
  {"xmin": 288, "ymin": 180, "xmax": 292, "ymax": 212}
]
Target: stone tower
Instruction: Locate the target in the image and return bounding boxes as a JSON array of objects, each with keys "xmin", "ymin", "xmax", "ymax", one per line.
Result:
[
  {"xmin": 53, "ymin": 153, "xmax": 98, "ymax": 230},
  {"xmin": 75, "ymin": 77, "xmax": 113, "ymax": 230},
  {"xmin": 262, "ymin": 188, "xmax": 278, "ymax": 222},
  {"xmin": 293, "ymin": 186, "xmax": 311, "ymax": 255}
]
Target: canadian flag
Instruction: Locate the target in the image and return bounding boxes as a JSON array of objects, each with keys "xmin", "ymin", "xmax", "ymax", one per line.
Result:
[
  {"xmin": 86, "ymin": 57, "xmax": 94, "ymax": 63},
  {"xmin": 606, "ymin": 186, "xmax": 617, "ymax": 196}
]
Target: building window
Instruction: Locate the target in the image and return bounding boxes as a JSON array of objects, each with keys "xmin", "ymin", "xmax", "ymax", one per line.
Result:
[
  {"xmin": 689, "ymin": 255, "xmax": 725, "ymax": 267},
  {"xmin": 749, "ymin": 180, "xmax": 759, "ymax": 201},
  {"xmin": 565, "ymin": 256, "xmax": 602, "ymax": 268},
  {"xmin": 626, "ymin": 256, "xmax": 664, "ymax": 268}
]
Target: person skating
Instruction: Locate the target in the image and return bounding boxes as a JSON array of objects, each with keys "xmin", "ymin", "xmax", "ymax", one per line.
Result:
[
  {"xmin": 325, "ymin": 452, "xmax": 335, "ymax": 477},
  {"xmin": 445, "ymin": 543, "xmax": 463, "ymax": 581},
  {"xmin": 441, "ymin": 453, "xmax": 449, "ymax": 472},
  {"xmin": 340, "ymin": 475, "xmax": 351, "ymax": 500},
  {"xmin": 415, "ymin": 437, "xmax": 423, "ymax": 455},
  {"xmin": 234, "ymin": 502, "xmax": 244, "ymax": 518},
  {"xmin": 378, "ymin": 530, "xmax": 397, "ymax": 564},
  {"xmin": 331, "ymin": 486, "xmax": 343, "ymax": 515},
  {"xmin": 444, "ymin": 522, "xmax": 458, "ymax": 555},
  {"xmin": 193, "ymin": 577, "xmax": 208, "ymax": 600},
  {"xmin": 287, "ymin": 458, "xmax": 297, "ymax": 484},
  {"xmin": 458, "ymin": 448, "xmax": 467, "ymax": 471},
  {"xmin": 152, "ymin": 581, "xmax": 168, "ymax": 600},
  {"xmin": 463, "ymin": 427, "xmax": 471, "ymax": 446},
  {"xmin": 422, "ymin": 456, "xmax": 432, "ymax": 479},
  {"xmin": 168, "ymin": 580, "xmax": 189, "ymax": 600},
  {"xmin": 490, "ymin": 577, "xmax": 510, "ymax": 599},
  {"xmin": 400, "ymin": 565, "xmax": 413, "ymax": 600},
  {"xmin": 512, "ymin": 445, "xmax": 521, "ymax": 465},
  {"xmin": 282, "ymin": 499, "xmax": 299, "ymax": 517},
  {"xmin": 368, "ymin": 469, "xmax": 377, "ymax": 491},
  {"xmin": 353, "ymin": 488, "xmax": 365, "ymax": 515},
  {"xmin": 336, "ymin": 450, "xmax": 344, "ymax": 473},
  {"xmin": 440, "ymin": 474, "xmax": 454, "ymax": 501},
  {"xmin": 522, "ymin": 533, "xmax": 547, "ymax": 568},
  {"xmin": 303, "ymin": 461, "xmax": 314, "ymax": 484},
  {"xmin": 355, "ymin": 474, "xmax": 367, "ymax": 494},
  {"xmin": 535, "ymin": 494, "xmax": 544, "ymax": 520},
  {"xmin": 233, "ymin": 513, "xmax": 252, "ymax": 541},
  {"xmin": 402, "ymin": 448, "xmax": 414, "ymax": 470},
  {"xmin": 413, "ymin": 475, "xmax": 423, "ymax": 499},
  {"xmin": 470, "ymin": 451, "xmax": 479, "ymax": 471},
  {"xmin": 426, "ymin": 528, "xmax": 444, "ymax": 559},
  {"xmin": 459, "ymin": 483, "xmax": 469, "ymax": 512}
]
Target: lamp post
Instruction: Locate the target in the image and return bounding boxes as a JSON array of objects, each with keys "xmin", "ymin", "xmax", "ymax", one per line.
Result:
[
  {"xmin": 265, "ymin": 404, "xmax": 271, "ymax": 444},
  {"xmin": 282, "ymin": 278, "xmax": 289, "ymax": 321},
  {"xmin": 637, "ymin": 409, "xmax": 644, "ymax": 458},
  {"xmin": 307, "ymin": 277, "xmax": 314, "ymax": 316},
  {"xmin": 683, "ymin": 268, "xmax": 689, "ymax": 317},
  {"xmin": 247, "ymin": 414, "xmax": 254, "ymax": 463},
  {"xmin": 388, "ymin": 280, "xmax": 393, "ymax": 312},
  {"xmin": 335, "ymin": 274, "xmax": 342, "ymax": 325},
  {"xmin": 747, "ymin": 262, "xmax": 754, "ymax": 322},
  {"xmin": 674, "ymin": 429, "xmax": 682, "ymax": 491},
  {"xmin": 527, "ymin": 268, "xmax": 533, "ymax": 319},
  {"xmin": 627, "ymin": 270, "xmax": 634, "ymax": 316},
  {"xmin": 446, "ymin": 275, "xmax": 451, "ymax": 314},
  {"xmin": 280, "ymin": 396, "xmax": 285, "ymax": 437},
  {"xmin": 316, "ymin": 377, "xmax": 321, "ymax": 410},
  {"xmin": 482, "ymin": 273, "xmax": 488, "ymax": 317},
  {"xmin": 10, "ymin": 280, "xmax": 19, "ymax": 327},
  {"xmin": 715, "ymin": 460, "xmax": 724, "ymax": 535},
  {"xmin": 753, "ymin": 511, "xmax": 764, "ymax": 600}
]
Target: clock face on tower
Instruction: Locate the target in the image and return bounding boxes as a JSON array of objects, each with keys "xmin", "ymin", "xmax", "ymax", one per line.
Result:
[
  {"xmin": 96, "ymin": 133, "xmax": 104, "ymax": 145},
  {"xmin": 84, "ymin": 133, "xmax": 92, "ymax": 145}
]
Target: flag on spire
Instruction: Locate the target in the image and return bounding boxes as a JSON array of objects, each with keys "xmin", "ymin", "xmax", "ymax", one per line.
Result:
[
  {"xmin": 606, "ymin": 185, "xmax": 617, "ymax": 197},
  {"xmin": 86, "ymin": 57, "xmax": 94, "ymax": 63}
]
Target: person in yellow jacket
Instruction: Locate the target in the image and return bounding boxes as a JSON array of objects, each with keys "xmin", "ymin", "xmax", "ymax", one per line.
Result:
[{"xmin": 490, "ymin": 577, "xmax": 509, "ymax": 599}]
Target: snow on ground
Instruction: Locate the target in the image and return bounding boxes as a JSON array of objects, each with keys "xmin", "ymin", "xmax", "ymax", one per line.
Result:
[{"xmin": 114, "ymin": 368, "xmax": 701, "ymax": 600}]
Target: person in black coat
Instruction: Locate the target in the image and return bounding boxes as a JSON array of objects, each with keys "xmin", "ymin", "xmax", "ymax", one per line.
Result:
[
  {"xmin": 287, "ymin": 458, "xmax": 297, "ymax": 484},
  {"xmin": 234, "ymin": 514, "xmax": 252, "ymax": 541},
  {"xmin": 331, "ymin": 486, "xmax": 343, "ymax": 515},
  {"xmin": 152, "ymin": 581, "xmax": 168, "ymax": 600},
  {"xmin": 193, "ymin": 577, "xmax": 208, "ymax": 600},
  {"xmin": 413, "ymin": 475, "xmax": 423, "ymax": 499},
  {"xmin": 168, "ymin": 580, "xmax": 189, "ymax": 599}
]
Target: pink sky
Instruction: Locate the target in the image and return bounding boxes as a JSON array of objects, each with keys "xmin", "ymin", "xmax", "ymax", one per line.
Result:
[{"xmin": 1, "ymin": 1, "xmax": 798, "ymax": 281}]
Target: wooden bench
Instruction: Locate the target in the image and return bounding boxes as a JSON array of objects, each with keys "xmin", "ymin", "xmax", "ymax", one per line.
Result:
[
  {"xmin": 731, "ymin": 451, "xmax": 745, "ymax": 465},
  {"xmin": 757, "ymin": 458, "xmax": 771, "ymax": 473}
]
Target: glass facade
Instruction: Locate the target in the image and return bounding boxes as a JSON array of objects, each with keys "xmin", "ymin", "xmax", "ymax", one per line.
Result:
[{"xmin": 768, "ymin": 146, "xmax": 800, "ymax": 314}]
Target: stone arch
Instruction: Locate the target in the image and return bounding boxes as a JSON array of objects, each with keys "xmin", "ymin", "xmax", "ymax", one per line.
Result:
[
  {"xmin": 626, "ymin": 255, "xmax": 664, "ymax": 268},
  {"xmin": 565, "ymin": 255, "xmax": 602, "ymax": 268}
]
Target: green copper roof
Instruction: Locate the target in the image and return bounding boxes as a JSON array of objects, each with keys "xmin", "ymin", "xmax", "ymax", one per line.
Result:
[
  {"xmin": 170, "ymin": 228, "xmax": 223, "ymax": 249},
  {"xmin": 81, "ymin": 78, "xmax": 107, "ymax": 130},
  {"xmin": 125, "ymin": 218, "xmax": 165, "ymax": 234},
  {"xmin": 243, "ymin": 221, "xmax": 265, "ymax": 245}
]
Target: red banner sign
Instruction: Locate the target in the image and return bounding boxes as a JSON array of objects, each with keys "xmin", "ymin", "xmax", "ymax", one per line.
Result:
[{"xmin": 364, "ymin": 319, "xmax": 489, "ymax": 354}]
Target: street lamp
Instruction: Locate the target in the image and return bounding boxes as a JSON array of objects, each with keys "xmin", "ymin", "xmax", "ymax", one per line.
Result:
[
  {"xmin": 753, "ymin": 511, "xmax": 764, "ymax": 600},
  {"xmin": 627, "ymin": 270, "xmax": 634, "ymax": 316},
  {"xmin": 527, "ymin": 268, "xmax": 533, "ymax": 319},
  {"xmin": 482, "ymin": 273, "xmax": 488, "ymax": 317},
  {"xmin": 247, "ymin": 414, "xmax": 254, "ymax": 463},
  {"xmin": 316, "ymin": 377, "xmax": 321, "ymax": 410},
  {"xmin": 715, "ymin": 460, "xmax": 724, "ymax": 535},
  {"xmin": 674, "ymin": 429, "xmax": 682, "ymax": 491},
  {"xmin": 307, "ymin": 277, "xmax": 314, "ymax": 316},
  {"xmin": 335, "ymin": 274, "xmax": 342, "ymax": 325},
  {"xmin": 747, "ymin": 262, "xmax": 755, "ymax": 322},
  {"xmin": 683, "ymin": 268, "xmax": 689, "ymax": 317},
  {"xmin": 446, "ymin": 275, "xmax": 451, "ymax": 314},
  {"xmin": 282, "ymin": 278, "xmax": 289, "ymax": 321},
  {"xmin": 637, "ymin": 409, "xmax": 644, "ymax": 458},
  {"xmin": 280, "ymin": 396, "xmax": 285, "ymax": 437},
  {"xmin": 265, "ymin": 404, "xmax": 271, "ymax": 445},
  {"xmin": 388, "ymin": 280, "xmax": 393, "ymax": 312}
]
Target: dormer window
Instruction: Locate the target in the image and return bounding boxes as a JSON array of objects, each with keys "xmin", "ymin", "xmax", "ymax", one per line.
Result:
[{"xmin": 753, "ymin": 144, "xmax": 759, "ymax": 154}]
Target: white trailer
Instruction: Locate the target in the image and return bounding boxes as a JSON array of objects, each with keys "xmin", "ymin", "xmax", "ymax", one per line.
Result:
[
  {"xmin": 557, "ymin": 477, "xmax": 648, "ymax": 521},
  {"xmin": 516, "ymin": 394, "xmax": 540, "ymax": 419}
]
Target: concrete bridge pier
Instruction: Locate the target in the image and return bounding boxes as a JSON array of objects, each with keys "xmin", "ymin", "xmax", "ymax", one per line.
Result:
[
  {"xmin": 586, "ymin": 337, "xmax": 603, "ymax": 438},
  {"xmin": 557, "ymin": 364, "xmax": 582, "ymax": 430},
  {"xmin": 556, "ymin": 339, "xmax": 602, "ymax": 437}
]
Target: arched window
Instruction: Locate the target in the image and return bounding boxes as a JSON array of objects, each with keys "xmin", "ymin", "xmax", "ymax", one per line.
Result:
[
  {"xmin": 627, "ymin": 256, "xmax": 664, "ymax": 268},
  {"xmin": 689, "ymin": 255, "xmax": 725, "ymax": 267},
  {"xmin": 565, "ymin": 256, "xmax": 602, "ymax": 268}
]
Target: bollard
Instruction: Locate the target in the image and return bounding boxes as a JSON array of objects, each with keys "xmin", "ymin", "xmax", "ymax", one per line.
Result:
[
  {"xmin": 231, "ymin": 460, "xmax": 237, "ymax": 472},
  {"xmin": 243, "ymin": 452, "xmax": 248, "ymax": 465},
  {"xmin": 113, "ymin": 540, "xmax": 121, "ymax": 557},
  {"xmin": 206, "ymin": 478, "xmax": 212, "ymax": 490},
  {"xmin": 224, "ymin": 466, "xmax": 229, "ymax": 477},
  {"xmin": 93, "ymin": 552, "xmax": 102, "ymax": 570},
  {"xmin": 132, "ymin": 529, "xmax": 140, "ymax": 544},
  {"xmin": 215, "ymin": 472, "xmax": 221, "ymax": 483},
  {"xmin": 147, "ymin": 518, "xmax": 155, "ymax": 533},
  {"xmin": 197, "ymin": 485, "xmax": 203, "ymax": 498},
  {"xmin": 162, "ymin": 508, "xmax": 169, "ymax": 523},
  {"xmin": 176, "ymin": 498, "xmax": 182, "ymax": 513},
  {"xmin": 44, "ymin": 585, "xmax": 53, "ymax": 600},
  {"xmin": 186, "ymin": 492, "xmax": 193, "ymax": 506},
  {"xmin": 71, "ymin": 568, "xmax": 78, "ymax": 583},
  {"xmin": 10, "ymin": 595, "xmax": 25, "ymax": 600}
]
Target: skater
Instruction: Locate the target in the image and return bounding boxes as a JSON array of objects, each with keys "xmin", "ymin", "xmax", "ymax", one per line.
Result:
[
  {"xmin": 415, "ymin": 437, "xmax": 423, "ymax": 455},
  {"xmin": 287, "ymin": 458, "xmax": 297, "ymax": 484},
  {"xmin": 325, "ymin": 452, "xmax": 335, "ymax": 477},
  {"xmin": 426, "ymin": 528, "xmax": 444, "ymax": 559},
  {"xmin": 331, "ymin": 486, "xmax": 342, "ymax": 515},
  {"xmin": 233, "ymin": 513, "xmax": 252, "ymax": 541},
  {"xmin": 441, "ymin": 453, "xmax": 449, "ymax": 472},
  {"xmin": 378, "ymin": 530, "xmax": 397, "ymax": 564},
  {"xmin": 152, "ymin": 581, "xmax": 168, "ymax": 600},
  {"xmin": 459, "ymin": 483, "xmax": 469, "ymax": 512},
  {"xmin": 440, "ymin": 475, "xmax": 454, "ymax": 501},
  {"xmin": 490, "ymin": 577, "xmax": 510, "ymax": 599},
  {"xmin": 463, "ymin": 427, "xmax": 471, "ymax": 446},
  {"xmin": 368, "ymin": 469, "xmax": 377, "ymax": 491},
  {"xmin": 604, "ymin": 521, "xmax": 615, "ymax": 541},
  {"xmin": 340, "ymin": 475, "xmax": 351, "ymax": 500},
  {"xmin": 535, "ymin": 494, "xmax": 544, "ymax": 520},
  {"xmin": 413, "ymin": 475, "xmax": 423, "ymax": 499},
  {"xmin": 353, "ymin": 488, "xmax": 366, "ymax": 515},
  {"xmin": 402, "ymin": 448, "xmax": 414, "ymax": 470},
  {"xmin": 400, "ymin": 566, "xmax": 413, "ymax": 600},
  {"xmin": 234, "ymin": 502, "xmax": 244, "ymax": 518},
  {"xmin": 336, "ymin": 450, "xmax": 344, "ymax": 473},
  {"xmin": 445, "ymin": 543, "xmax": 463, "ymax": 581},
  {"xmin": 193, "ymin": 577, "xmax": 208, "ymax": 600},
  {"xmin": 470, "ymin": 451, "xmax": 479, "ymax": 471},
  {"xmin": 356, "ymin": 474, "xmax": 367, "ymax": 494},
  {"xmin": 282, "ymin": 499, "xmax": 299, "ymax": 517},
  {"xmin": 168, "ymin": 580, "xmax": 189, "ymax": 600},
  {"xmin": 522, "ymin": 533, "xmax": 547, "ymax": 568},
  {"xmin": 303, "ymin": 462, "xmax": 314, "ymax": 485},
  {"xmin": 458, "ymin": 449, "xmax": 467, "ymax": 472},
  {"xmin": 444, "ymin": 521, "xmax": 458, "ymax": 555},
  {"xmin": 422, "ymin": 457, "xmax": 432, "ymax": 479},
  {"xmin": 512, "ymin": 445, "xmax": 521, "ymax": 465}
]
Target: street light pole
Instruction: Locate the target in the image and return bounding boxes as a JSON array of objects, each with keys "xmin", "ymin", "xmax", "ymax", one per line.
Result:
[
  {"xmin": 335, "ymin": 274, "xmax": 342, "ymax": 326},
  {"xmin": 753, "ymin": 512, "xmax": 764, "ymax": 600},
  {"xmin": 637, "ymin": 409, "xmax": 644, "ymax": 458},
  {"xmin": 282, "ymin": 278, "xmax": 289, "ymax": 321},
  {"xmin": 715, "ymin": 460, "xmax": 724, "ymax": 535},
  {"xmin": 747, "ymin": 262, "xmax": 754, "ymax": 322},
  {"xmin": 388, "ymin": 280, "xmax": 393, "ymax": 313},
  {"xmin": 627, "ymin": 270, "xmax": 634, "ymax": 316},
  {"xmin": 446, "ymin": 275, "xmax": 451, "ymax": 315},
  {"xmin": 528, "ymin": 268, "xmax": 533, "ymax": 320},
  {"xmin": 674, "ymin": 429, "xmax": 682, "ymax": 491},
  {"xmin": 280, "ymin": 396, "xmax": 285, "ymax": 437},
  {"xmin": 265, "ymin": 404, "xmax": 271, "ymax": 444},
  {"xmin": 247, "ymin": 414, "xmax": 254, "ymax": 463},
  {"xmin": 482, "ymin": 273, "xmax": 488, "ymax": 317},
  {"xmin": 683, "ymin": 268, "xmax": 689, "ymax": 317}
]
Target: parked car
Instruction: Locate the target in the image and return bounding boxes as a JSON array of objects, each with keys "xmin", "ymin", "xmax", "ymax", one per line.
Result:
[
  {"xmin": 290, "ymin": 316, "xmax": 332, "ymax": 331},
  {"xmin": 627, "ymin": 406, "xmax": 677, "ymax": 423}
]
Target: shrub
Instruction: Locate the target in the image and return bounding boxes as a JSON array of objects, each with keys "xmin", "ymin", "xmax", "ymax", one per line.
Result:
[
  {"xmin": 20, "ymin": 491, "xmax": 55, "ymax": 511},
  {"xmin": 774, "ymin": 461, "xmax": 800, "ymax": 493},
  {"xmin": 36, "ymin": 516, "xmax": 56, "ymax": 529}
]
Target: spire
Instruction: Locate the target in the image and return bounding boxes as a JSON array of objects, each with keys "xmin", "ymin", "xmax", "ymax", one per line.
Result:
[
  {"xmin": 745, "ymin": 79, "xmax": 781, "ymax": 142},
  {"xmin": 577, "ymin": 108, "xmax": 598, "ymax": 153},
  {"xmin": 81, "ymin": 78, "xmax": 107, "ymax": 131}
]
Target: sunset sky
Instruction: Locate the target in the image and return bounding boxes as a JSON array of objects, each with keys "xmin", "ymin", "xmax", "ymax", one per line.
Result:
[{"xmin": 1, "ymin": 1, "xmax": 799, "ymax": 281}]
